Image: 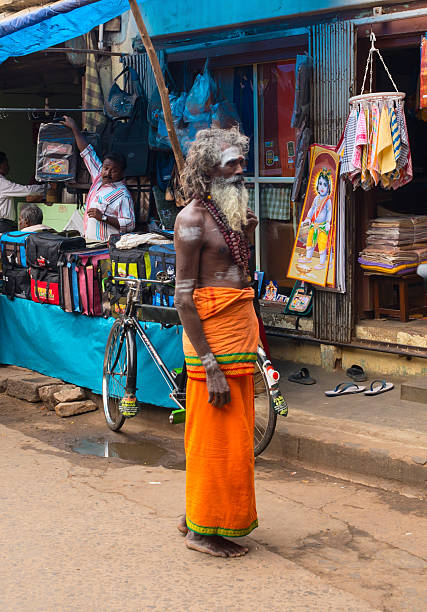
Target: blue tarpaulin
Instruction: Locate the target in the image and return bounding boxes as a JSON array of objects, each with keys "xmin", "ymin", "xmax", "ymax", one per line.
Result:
[
  {"xmin": 0, "ymin": 295, "xmax": 183, "ymax": 408},
  {"xmin": 0, "ymin": 0, "xmax": 138, "ymax": 65}
]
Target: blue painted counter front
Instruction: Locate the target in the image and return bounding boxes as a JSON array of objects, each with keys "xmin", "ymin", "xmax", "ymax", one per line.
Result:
[{"xmin": 0, "ymin": 295, "xmax": 183, "ymax": 408}]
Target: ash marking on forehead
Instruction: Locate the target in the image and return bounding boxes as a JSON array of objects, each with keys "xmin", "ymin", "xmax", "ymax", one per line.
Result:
[
  {"xmin": 220, "ymin": 146, "xmax": 243, "ymax": 168},
  {"xmin": 177, "ymin": 226, "xmax": 202, "ymax": 242}
]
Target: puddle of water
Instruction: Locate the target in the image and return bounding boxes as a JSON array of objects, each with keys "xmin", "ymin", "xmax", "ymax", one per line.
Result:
[{"xmin": 72, "ymin": 438, "xmax": 185, "ymax": 470}]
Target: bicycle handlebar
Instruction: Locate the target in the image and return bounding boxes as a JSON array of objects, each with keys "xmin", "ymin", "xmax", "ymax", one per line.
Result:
[{"xmin": 112, "ymin": 276, "xmax": 174, "ymax": 286}]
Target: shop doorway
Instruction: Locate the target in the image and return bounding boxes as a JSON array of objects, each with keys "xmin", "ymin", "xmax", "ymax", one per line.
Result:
[{"xmin": 355, "ymin": 39, "xmax": 427, "ymax": 350}]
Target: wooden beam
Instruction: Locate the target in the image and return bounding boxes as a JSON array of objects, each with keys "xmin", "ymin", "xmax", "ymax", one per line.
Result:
[{"xmin": 128, "ymin": 0, "xmax": 184, "ymax": 176}]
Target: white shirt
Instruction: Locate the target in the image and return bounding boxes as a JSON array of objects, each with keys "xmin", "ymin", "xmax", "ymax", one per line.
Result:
[
  {"xmin": 21, "ymin": 224, "xmax": 51, "ymax": 233},
  {"xmin": 0, "ymin": 175, "xmax": 46, "ymax": 220},
  {"xmin": 81, "ymin": 146, "xmax": 135, "ymax": 241}
]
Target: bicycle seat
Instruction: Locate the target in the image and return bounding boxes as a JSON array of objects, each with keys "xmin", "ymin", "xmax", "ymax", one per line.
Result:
[{"xmin": 138, "ymin": 304, "xmax": 181, "ymax": 326}]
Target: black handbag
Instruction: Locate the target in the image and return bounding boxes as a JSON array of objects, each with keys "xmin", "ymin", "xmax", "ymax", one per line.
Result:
[
  {"xmin": 104, "ymin": 67, "xmax": 141, "ymax": 120},
  {"xmin": 111, "ymin": 96, "xmax": 149, "ymax": 177}
]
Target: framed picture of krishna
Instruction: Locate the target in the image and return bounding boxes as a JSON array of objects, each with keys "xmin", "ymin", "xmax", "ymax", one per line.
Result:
[{"xmin": 287, "ymin": 145, "xmax": 340, "ymax": 287}]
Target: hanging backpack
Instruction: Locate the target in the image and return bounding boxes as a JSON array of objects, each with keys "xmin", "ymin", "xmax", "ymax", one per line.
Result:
[
  {"xmin": 36, "ymin": 122, "xmax": 77, "ymax": 182},
  {"xmin": 110, "ymin": 96, "xmax": 149, "ymax": 177}
]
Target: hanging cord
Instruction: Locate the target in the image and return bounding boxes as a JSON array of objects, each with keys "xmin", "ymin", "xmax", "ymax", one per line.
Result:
[{"xmin": 361, "ymin": 32, "xmax": 399, "ymax": 95}]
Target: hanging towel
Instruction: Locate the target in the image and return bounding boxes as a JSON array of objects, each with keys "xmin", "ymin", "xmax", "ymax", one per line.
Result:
[
  {"xmin": 377, "ymin": 105, "xmax": 396, "ymax": 175},
  {"xmin": 351, "ymin": 108, "xmax": 368, "ymax": 170},
  {"xmin": 393, "ymin": 108, "xmax": 413, "ymax": 190},
  {"xmin": 389, "ymin": 106, "xmax": 401, "ymax": 163},
  {"xmin": 368, "ymin": 103, "xmax": 380, "ymax": 185},
  {"xmin": 361, "ymin": 106, "xmax": 373, "ymax": 190},
  {"xmin": 382, "ymin": 106, "xmax": 401, "ymax": 188},
  {"xmin": 83, "ymin": 33, "xmax": 105, "ymax": 133},
  {"xmin": 396, "ymin": 101, "xmax": 409, "ymax": 170},
  {"xmin": 339, "ymin": 108, "xmax": 357, "ymax": 176}
]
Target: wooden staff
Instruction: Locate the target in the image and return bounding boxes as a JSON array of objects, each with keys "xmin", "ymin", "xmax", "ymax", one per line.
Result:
[{"xmin": 128, "ymin": 0, "xmax": 185, "ymax": 176}]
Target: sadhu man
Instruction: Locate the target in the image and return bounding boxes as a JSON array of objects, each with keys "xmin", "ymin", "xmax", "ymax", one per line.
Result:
[{"xmin": 174, "ymin": 127, "xmax": 259, "ymax": 558}]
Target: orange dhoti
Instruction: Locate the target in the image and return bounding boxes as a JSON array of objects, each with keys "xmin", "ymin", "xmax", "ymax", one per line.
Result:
[{"xmin": 183, "ymin": 286, "xmax": 259, "ymax": 537}]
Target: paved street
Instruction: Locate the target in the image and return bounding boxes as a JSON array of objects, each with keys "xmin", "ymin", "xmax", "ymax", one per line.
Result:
[{"xmin": 0, "ymin": 395, "xmax": 426, "ymax": 611}]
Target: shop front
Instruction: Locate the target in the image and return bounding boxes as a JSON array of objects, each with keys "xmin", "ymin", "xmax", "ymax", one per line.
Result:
[
  {"xmin": 1, "ymin": 0, "xmax": 427, "ymax": 385},
  {"xmin": 137, "ymin": 3, "xmax": 427, "ymax": 377}
]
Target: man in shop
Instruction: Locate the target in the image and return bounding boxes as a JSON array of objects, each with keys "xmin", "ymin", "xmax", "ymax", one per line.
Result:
[
  {"xmin": 0, "ymin": 152, "xmax": 46, "ymax": 221},
  {"xmin": 18, "ymin": 204, "xmax": 52, "ymax": 232},
  {"xmin": 174, "ymin": 127, "xmax": 259, "ymax": 558},
  {"xmin": 60, "ymin": 117, "xmax": 135, "ymax": 241}
]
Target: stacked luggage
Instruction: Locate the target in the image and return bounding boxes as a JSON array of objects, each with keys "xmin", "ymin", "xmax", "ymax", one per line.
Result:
[
  {"xmin": 108, "ymin": 234, "xmax": 176, "ymax": 318},
  {"xmin": 0, "ymin": 230, "xmax": 34, "ymax": 299},
  {"xmin": 62, "ymin": 246, "xmax": 110, "ymax": 316},
  {"xmin": 26, "ymin": 232, "xmax": 86, "ymax": 306},
  {"xmin": 0, "ymin": 228, "xmax": 177, "ymax": 321}
]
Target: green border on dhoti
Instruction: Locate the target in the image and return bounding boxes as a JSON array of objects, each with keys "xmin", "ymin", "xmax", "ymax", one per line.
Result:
[{"xmin": 186, "ymin": 517, "xmax": 258, "ymax": 538}]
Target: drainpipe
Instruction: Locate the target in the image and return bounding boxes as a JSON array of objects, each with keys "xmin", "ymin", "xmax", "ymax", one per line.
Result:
[{"xmin": 98, "ymin": 23, "xmax": 104, "ymax": 50}]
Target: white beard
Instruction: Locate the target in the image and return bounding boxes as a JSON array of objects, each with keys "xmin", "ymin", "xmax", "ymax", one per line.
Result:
[{"xmin": 211, "ymin": 177, "xmax": 248, "ymax": 232}]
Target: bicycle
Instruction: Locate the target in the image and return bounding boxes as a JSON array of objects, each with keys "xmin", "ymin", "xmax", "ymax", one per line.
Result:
[{"xmin": 102, "ymin": 277, "xmax": 288, "ymax": 456}]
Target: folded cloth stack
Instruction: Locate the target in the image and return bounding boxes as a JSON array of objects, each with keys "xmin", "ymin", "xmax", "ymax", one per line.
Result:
[{"xmin": 359, "ymin": 216, "xmax": 427, "ymax": 274}]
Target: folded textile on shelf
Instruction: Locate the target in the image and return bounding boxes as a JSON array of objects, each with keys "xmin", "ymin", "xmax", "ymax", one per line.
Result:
[{"xmin": 359, "ymin": 215, "xmax": 427, "ymax": 274}]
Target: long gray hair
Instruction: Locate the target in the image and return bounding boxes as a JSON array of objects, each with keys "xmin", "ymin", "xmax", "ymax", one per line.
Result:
[{"xmin": 181, "ymin": 127, "xmax": 249, "ymax": 200}]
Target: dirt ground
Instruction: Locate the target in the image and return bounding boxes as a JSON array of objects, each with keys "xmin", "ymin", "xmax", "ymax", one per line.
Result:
[{"xmin": 0, "ymin": 394, "xmax": 426, "ymax": 611}]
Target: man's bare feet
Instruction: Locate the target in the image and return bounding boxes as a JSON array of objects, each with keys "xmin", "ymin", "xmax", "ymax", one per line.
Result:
[
  {"xmin": 177, "ymin": 515, "xmax": 188, "ymax": 536},
  {"xmin": 185, "ymin": 530, "xmax": 249, "ymax": 558}
]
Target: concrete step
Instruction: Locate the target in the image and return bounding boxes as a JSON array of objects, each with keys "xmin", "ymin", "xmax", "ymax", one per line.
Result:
[
  {"xmin": 401, "ymin": 377, "xmax": 427, "ymax": 405},
  {"xmin": 266, "ymin": 408, "xmax": 427, "ymax": 490}
]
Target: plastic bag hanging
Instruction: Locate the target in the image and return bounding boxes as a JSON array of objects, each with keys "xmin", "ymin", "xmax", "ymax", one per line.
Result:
[{"xmin": 183, "ymin": 59, "xmax": 217, "ymax": 124}]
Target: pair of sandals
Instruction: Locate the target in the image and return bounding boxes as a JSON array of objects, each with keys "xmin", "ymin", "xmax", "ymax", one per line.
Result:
[
  {"xmin": 288, "ymin": 367, "xmax": 316, "ymax": 385},
  {"xmin": 325, "ymin": 380, "xmax": 394, "ymax": 397}
]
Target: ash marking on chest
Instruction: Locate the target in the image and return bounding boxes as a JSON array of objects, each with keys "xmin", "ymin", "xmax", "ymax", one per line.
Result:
[
  {"xmin": 177, "ymin": 226, "xmax": 202, "ymax": 242},
  {"xmin": 214, "ymin": 266, "xmax": 242, "ymax": 281}
]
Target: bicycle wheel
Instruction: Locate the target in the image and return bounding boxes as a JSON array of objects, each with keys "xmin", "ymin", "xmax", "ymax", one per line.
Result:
[
  {"xmin": 103, "ymin": 319, "xmax": 129, "ymax": 431},
  {"xmin": 253, "ymin": 355, "xmax": 277, "ymax": 456}
]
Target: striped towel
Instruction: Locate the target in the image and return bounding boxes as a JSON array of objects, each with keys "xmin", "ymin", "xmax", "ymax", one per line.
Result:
[
  {"xmin": 339, "ymin": 108, "xmax": 357, "ymax": 176},
  {"xmin": 83, "ymin": 33, "xmax": 105, "ymax": 133},
  {"xmin": 382, "ymin": 106, "xmax": 401, "ymax": 188},
  {"xmin": 396, "ymin": 101, "xmax": 409, "ymax": 170},
  {"xmin": 368, "ymin": 103, "xmax": 380, "ymax": 185},
  {"xmin": 389, "ymin": 106, "xmax": 401, "ymax": 162},
  {"xmin": 361, "ymin": 107, "xmax": 372, "ymax": 189}
]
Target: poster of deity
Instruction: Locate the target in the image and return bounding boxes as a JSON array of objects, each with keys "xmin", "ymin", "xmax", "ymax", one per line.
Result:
[{"xmin": 287, "ymin": 145, "xmax": 340, "ymax": 287}]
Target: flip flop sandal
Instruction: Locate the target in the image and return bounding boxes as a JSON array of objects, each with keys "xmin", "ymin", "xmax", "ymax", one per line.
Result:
[
  {"xmin": 364, "ymin": 380, "xmax": 394, "ymax": 396},
  {"xmin": 288, "ymin": 367, "xmax": 316, "ymax": 385},
  {"xmin": 346, "ymin": 364, "xmax": 367, "ymax": 382},
  {"xmin": 324, "ymin": 382, "xmax": 366, "ymax": 397}
]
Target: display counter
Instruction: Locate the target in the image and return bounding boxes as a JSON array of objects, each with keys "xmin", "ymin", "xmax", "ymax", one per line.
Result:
[{"xmin": 0, "ymin": 295, "xmax": 183, "ymax": 408}]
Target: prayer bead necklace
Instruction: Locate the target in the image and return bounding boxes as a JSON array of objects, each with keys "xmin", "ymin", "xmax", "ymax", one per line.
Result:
[{"xmin": 202, "ymin": 195, "xmax": 251, "ymax": 276}]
